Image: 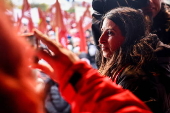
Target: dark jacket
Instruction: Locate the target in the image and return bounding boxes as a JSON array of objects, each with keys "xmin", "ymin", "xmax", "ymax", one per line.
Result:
[
  {"xmin": 151, "ymin": 3, "xmax": 170, "ymax": 44},
  {"xmin": 45, "ymin": 79, "xmax": 70, "ymax": 113},
  {"xmin": 116, "ymin": 41, "xmax": 170, "ymax": 113},
  {"xmin": 116, "ymin": 65, "xmax": 167, "ymax": 113}
]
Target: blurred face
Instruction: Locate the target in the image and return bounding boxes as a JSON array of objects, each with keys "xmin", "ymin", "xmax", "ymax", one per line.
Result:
[
  {"xmin": 142, "ymin": 0, "xmax": 162, "ymax": 18},
  {"xmin": 99, "ymin": 18, "xmax": 125, "ymax": 58}
]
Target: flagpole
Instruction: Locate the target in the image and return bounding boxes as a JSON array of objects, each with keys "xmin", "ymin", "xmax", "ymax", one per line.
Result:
[{"xmin": 55, "ymin": 27, "xmax": 59, "ymax": 44}]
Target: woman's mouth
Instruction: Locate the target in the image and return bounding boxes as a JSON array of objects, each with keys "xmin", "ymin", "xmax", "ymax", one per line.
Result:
[{"xmin": 101, "ymin": 47, "xmax": 108, "ymax": 51}]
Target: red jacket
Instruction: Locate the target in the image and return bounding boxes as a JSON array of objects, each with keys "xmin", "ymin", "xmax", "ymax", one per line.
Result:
[{"xmin": 58, "ymin": 61, "xmax": 152, "ymax": 113}]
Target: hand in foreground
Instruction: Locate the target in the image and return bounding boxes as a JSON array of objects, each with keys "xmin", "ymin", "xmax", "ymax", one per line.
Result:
[{"xmin": 33, "ymin": 29, "xmax": 79, "ymax": 83}]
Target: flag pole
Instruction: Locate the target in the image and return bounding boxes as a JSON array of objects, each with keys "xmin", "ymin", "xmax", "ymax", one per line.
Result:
[{"xmin": 55, "ymin": 27, "xmax": 59, "ymax": 44}]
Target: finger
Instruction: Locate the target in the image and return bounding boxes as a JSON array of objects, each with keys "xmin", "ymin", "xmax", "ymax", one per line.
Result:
[
  {"xmin": 34, "ymin": 29, "xmax": 76, "ymax": 62},
  {"xmin": 33, "ymin": 29, "xmax": 61, "ymax": 54},
  {"xmin": 57, "ymin": 48, "xmax": 80, "ymax": 63},
  {"xmin": 20, "ymin": 33, "xmax": 34, "ymax": 37},
  {"xmin": 34, "ymin": 29, "xmax": 79, "ymax": 63},
  {"xmin": 36, "ymin": 49, "xmax": 57, "ymax": 69},
  {"xmin": 31, "ymin": 63, "xmax": 54, "ymax": 77}
]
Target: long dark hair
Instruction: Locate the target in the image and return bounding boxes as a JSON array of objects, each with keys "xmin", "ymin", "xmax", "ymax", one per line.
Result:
[{"xmin": 98, "ymin": 7, "xmax": 158, "ymax": 78}]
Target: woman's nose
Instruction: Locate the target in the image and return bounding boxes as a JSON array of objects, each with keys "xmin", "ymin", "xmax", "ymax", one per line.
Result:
[{"xmin": 98, "ymin": 33, "xmax": 106, "ymax": 45}]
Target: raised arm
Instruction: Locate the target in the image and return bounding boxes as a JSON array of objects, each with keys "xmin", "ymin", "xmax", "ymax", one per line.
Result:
[{"xmin": 33, "ymin": 29, "xmax": 152, "ymax": 113}]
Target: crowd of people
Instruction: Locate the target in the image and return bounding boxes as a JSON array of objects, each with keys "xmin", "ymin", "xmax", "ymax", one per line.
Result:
[
  {"xmin": 23, "ymin": 24, "xmax": 98, "ymax": 69},
  {"xmin": 0, "ymin": 0, "xmax": 170, "ymax": 113}
]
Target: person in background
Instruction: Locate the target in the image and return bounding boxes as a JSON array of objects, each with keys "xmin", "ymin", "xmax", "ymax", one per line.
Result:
[
  {"xmin": 87, "ymin": 36, "xmax": 98, "ymax": 69},
  {"xmin": 141, "ymin": 0, "xmax": 170, "ymax": 44},
  {"xmin": 44, "ymin": 78, "xmax": 71, "ymax": 113},
  {"xmin": 78, "ymin": 52, "xmax": 91, "ymax": 65}
]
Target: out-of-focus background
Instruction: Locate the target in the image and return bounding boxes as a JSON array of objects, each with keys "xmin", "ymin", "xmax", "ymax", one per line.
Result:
[
  {"xmin": 165, "ymin": 0, "xmax": 170, "ymax": 4},
  {"xmin": 6, "ymin": 0, "xmax": 98, "ymax": 69},
  {"xmin": 4, "ymin": 0, "xmax": 170, "ymax": 70}
]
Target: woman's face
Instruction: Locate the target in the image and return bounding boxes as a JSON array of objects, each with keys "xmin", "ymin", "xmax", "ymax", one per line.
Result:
[
  {"xmin": 142, "ymin": 0, "xmax": 162, "ymax": 18},
  {"xmin": 99, "ymin": 18, "xmax": 125, "ymax": 58}
]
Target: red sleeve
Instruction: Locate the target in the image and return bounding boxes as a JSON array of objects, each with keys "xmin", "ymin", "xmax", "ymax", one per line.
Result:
[{"xmin": 58, "ymin": 61, "xmax": 152, "ymax": 113}]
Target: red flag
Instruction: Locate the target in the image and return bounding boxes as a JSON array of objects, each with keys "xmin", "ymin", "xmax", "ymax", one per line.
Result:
[
  {"xmin": 22, "ymin": 0, "xmax": 30, "ymax": 15},
  {"xmin": 46, "ymin": 3, "xmax": 55, "ymax": 19},
  {"xmin": 82, "ymin": 1, "xmax": 90, "ymax": 7},
  {"xmin": 52, "ymin": 0, "xmax": 67, "ymax": 47},
  {"xmin": 37, "ymin": 8, "xmax": 47, "ymax": 34},
  {"xmin": 52, "ymin": 0, "xmax": 66, "ymax": 31},
  {"xmin": 77, "ymin": 6, "xmax": 92, "ymax": 52},
  {"xmin": 81, "ymin": 6, "xmax": 92, "ymax": 31},
  {"xmin": 21, "ymin": 0, "xmax": 34, "ymax": 33},
  {"xmin": 63, "ymin": 11, "xmax": 76, "ymax": 31},
  {"xmin": 47, "ymin": 3, "xmax": 55, "ymax": 13},
  {"xmin": 77, "ymin": 17, "xmax": 87, "ymax": 52},
  {"xmin": 16, "ymin": 14, "xmax": 22, "ymax": 31}
]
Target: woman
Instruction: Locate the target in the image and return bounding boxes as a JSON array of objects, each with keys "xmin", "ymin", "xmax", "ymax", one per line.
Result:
[{"xmin": 97, "ymin": 7, "xmax": 168, "ymax": 113}]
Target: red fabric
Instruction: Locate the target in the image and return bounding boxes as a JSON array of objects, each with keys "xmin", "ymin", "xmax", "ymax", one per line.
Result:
[
  {"xmin": 81, "ymin": 6, "xmax": 92, "ymax": 31},
  {"xmin": 76, "ymin": 6, "xmax": 92, "ymax": 52},
  {"xmin": 77, "ymin": 18, "xmax": 87, "ymax": 52},
  {"xmin": 53, "ymin": 0, "xmax": 65, "ymax": 31},
  {"xmin": 58, "ymin": 61, "xmax": 152, "ymax": 113},
  {"xmin": 21, "ymin": 0, "xmax": 34, "ymax": 33},
  {"xmin": 22, "ymin": 0, "xmax": 31, "ymax": 14},
  {"xmin": 27, "ymin": 17, "xmax": 34, "ymax": 33},
  {"xmin": 63, "ymin": 11, "xmax": 76, "ymax": 30},
  {"xmin": 82, "ymin": 1, "xmax": 91, "ymax": 7},
  {"xmin": 47, "ymin": 3, "xmax": 55, "ymax": 14},
  {"xmin": 37, "ymin": 8, "xmax": 47, "ymax": 34},
  {"xmin": 52, "ymin": 0, "xmax": 67, "ymax": 47},
  {"xmin": 45, "ymin": 3, "xmax": 55, "ymax": 19},
  {"xmin": 16, "ymin": 15, "xmax": 22, "ymax": 32}
]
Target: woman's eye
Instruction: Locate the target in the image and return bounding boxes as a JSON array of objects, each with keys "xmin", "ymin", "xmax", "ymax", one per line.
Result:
[{"xmin": 107, "ymin": 30, "xmax": 114, "ymax": 36}]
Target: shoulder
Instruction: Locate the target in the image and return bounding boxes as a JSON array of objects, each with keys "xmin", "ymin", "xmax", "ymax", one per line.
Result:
[
  {"xmin": 154, "ymin": 41, "xmax": 170, "ymax": 57},
  {"xmin": 116, "ymin": 65, "xmax": 167, "ymax": 112},
  {"xmin": 116, "ymin": 65, "xmax": 153, "ymax": 93},
  {"xmin": 117, "ymin": 65, "xmax": 149, "ymax": 83}
]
